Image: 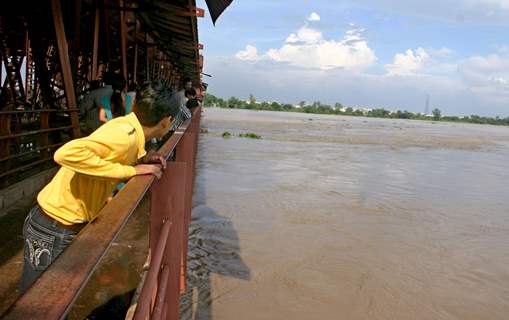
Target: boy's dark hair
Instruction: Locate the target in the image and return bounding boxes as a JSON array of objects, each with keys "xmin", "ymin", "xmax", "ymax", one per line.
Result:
[
  {"xmin": 135, "ymin": 80, "xmax": 181, "ymax": 127},
  {"xmin": 89, "ymin": 80, "xmax": 101, "ymax": 90},
  {"xmin": 185, "ymin": 87, "xmax": 196, "ymax": 98},
  {"xmin": 183, "ymin": 77, "xmax": 192, "ymax": 84},
  {"xmin": 102, "ymin": 71, "xmax": 114, "ymax": 86},
  {"xmin": 186, "ymin": 98, "xmax": 199, "ymax": 110},
  {"xmin": 128, "ymin": 82, "xmax": 137, "ymax": 92}
]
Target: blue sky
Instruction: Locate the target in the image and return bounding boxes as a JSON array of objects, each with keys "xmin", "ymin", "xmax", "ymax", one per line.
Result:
[{"xmin": 196, "ymin": 0, "xmax": 509, "ymax": 116}]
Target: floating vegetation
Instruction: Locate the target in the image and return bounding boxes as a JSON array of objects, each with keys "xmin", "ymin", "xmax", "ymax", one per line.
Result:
[
  {"xmin": 239, "ymin": 133, "xmax": 262, "ymax": 139},
  {"xmin": 222, "ymin": 131, "xmax": 232, "ymax": 138}
]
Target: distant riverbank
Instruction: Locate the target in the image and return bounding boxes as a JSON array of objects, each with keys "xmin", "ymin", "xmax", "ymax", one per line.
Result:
[{"xmin": 204, "ymin": 93, "xmax": 509, "ymax": 127}]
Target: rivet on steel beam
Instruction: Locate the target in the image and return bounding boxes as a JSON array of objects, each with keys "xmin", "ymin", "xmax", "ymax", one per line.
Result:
[{"xmin": 196, "ymin": 8, "xmax": 205, "ymax": 17}]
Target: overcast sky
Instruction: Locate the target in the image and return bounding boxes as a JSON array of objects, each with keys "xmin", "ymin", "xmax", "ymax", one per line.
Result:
[{"xmin": 196, "ymin": 0, "xmax": 509, "ymax": 116}]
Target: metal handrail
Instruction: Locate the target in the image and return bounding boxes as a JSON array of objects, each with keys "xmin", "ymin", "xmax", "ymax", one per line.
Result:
[{"xmin": 1, "ymin": 108, "xmax": 201, "ymax": 320}]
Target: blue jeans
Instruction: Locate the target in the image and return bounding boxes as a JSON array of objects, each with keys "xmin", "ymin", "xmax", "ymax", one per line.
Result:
[{"xmin": 19, "ymin": 206, "xmax": 83, "ymax": 293}]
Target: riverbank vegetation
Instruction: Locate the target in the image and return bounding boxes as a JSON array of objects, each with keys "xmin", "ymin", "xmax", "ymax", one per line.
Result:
[
  {"xmin": 239, "ymin": 133, "xmax": 262, "ymax": 139},
  {"xmin": 204, "ymin": 93, "xmax": 509, "ymax": 126},
  {"xmin": 222, "ymin": 131, "xmax": 262, "ymax": 139}
]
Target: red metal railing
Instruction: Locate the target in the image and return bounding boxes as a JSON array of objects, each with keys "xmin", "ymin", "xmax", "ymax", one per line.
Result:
[{"xmin": 1, "ymin": 108, "xmax": 201, "ymax": 320}]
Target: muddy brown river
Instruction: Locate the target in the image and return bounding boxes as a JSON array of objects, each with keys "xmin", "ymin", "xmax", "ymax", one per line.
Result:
[{"xmin": 181, "ymin": 108, "xmax": 509, "ymax": 320}]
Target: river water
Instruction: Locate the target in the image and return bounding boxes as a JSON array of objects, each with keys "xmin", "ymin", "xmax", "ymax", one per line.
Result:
[{"xmin": 181, "ymin": 108, "xmax": 509, "ymax": 320}]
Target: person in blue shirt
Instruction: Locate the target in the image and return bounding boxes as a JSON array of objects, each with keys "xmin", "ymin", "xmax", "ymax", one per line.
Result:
[{"xmin": 98, "ymin": 73, "xmax": 134, "ymax": 123}]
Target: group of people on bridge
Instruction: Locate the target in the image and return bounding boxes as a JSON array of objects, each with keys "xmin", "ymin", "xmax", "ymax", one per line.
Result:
[{"xmin": 79, "ymin": 73, "xmax": 200, "ymax": 135}]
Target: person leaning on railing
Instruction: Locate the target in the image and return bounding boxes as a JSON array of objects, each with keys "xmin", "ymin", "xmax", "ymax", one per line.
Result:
[
  {"xmin": 19, "ymin": 80, "xmax": 181, "ymax": 293},
  {"xmin": 169, "ymin": 88, "xmax": 194, "ymax": 132}
]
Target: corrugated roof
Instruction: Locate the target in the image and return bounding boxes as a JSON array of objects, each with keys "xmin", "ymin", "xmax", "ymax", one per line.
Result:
[
  {"xmin": 136, "ymin": 0, "xmax": 233, "ymax": 85},
  {"xmin": 137, "ymin": 0, "xmax": 201, "ymax": 84}
]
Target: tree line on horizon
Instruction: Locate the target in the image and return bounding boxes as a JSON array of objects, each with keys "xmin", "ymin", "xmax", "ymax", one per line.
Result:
[{"xmin": 203, "ymin": 93, "xmax": 509, "ymax": 126}]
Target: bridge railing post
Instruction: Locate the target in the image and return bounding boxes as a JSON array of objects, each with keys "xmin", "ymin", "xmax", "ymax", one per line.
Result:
[{"xmin": 175, "ymin": 110, "xmax": 200, "ymax": 293}]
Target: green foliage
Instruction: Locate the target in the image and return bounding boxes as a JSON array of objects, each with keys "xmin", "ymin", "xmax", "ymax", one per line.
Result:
[
  {"xmin": 203, "ymin": 93, "xmax": 509, "ymax": 127},
  {"xmin": 239, "ymin": 133, "xmax": 262, "ymax": 139},
  {"xmin": 222, "ymin": 131, "xmax": 232, "ymax": 138},
  {"xmin": 249, "ymin": 94, "xmax": 257, "ymax": 105},
  {"xmin": 432, "ymin": 108, "xmax": 442, "ymax": 121}
]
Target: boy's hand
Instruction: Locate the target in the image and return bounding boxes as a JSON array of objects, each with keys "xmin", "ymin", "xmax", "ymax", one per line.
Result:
[
  {"xmin": 134, "ymin": 164, "xmax": 163, "ymax": 179},
  {"xmin": 143, "ymin": 151, "xmax": 167, "ymax": 169}
]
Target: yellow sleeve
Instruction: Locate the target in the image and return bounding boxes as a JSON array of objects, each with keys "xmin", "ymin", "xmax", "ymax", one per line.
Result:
[{"xmin": 54, "ymin": 131, "xmax": 137, "ymax": 179}]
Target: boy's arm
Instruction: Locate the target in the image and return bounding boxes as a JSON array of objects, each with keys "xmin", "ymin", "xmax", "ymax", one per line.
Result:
[{"xmin": 54, "ymin": 134, "xmax": 136, "ymax": 179}]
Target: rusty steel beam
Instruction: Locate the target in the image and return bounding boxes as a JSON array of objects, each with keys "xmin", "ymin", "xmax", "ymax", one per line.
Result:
[
  {"xmin": 0, "ymin": 142, "xmax": 64, "ymax": 163},
  {"xmin": 145, "ymin": 32, "xmax": 150, "ymax": 81},
  {"xmin": 0, "ymin": 158, "xmax": 53, "ymax": 180},
  {"xmin": 50, "ymin": 0, "xmax": 81, "ymax": 138},
  {"xmin": 0, "ymin": 108, "xmax": 78, "ymax": 114},
  {"xmin": 103, "ymin": 1, "xmax": 112, "ymax": 61},
  {"xmin": 133, "ymin": 20, "xmax": 139, "ymax": 82},
  {"xmin": 0, "ymin": 125, "xmax": 77, "ymax": 141},
  {"xmin": 24, "ymin": 31, "xmax": 30, "ymax": 97},
  {"xmin": 72, "ymin": 0, "xmax": 82, "ymax": 79},
  {"xmin": 120, "ymin": 0, "xmax": 128, "ymax": 79},
  {"xmin": 39, "ymin": 110, "xmax": 50, "ymax": 159},
  {"xmin": 74, "ymin": 0, "xmax": 82, "ymax": 51},
  {"xmin": 151, "ymin": 265, "xmax": 171, "ymax": 320},
  {"xmin": 133, "ymin": 218, "xmax": 172, "ymax": 320},
  {"xmin": 92, "ymin": 7, "xmax": 100, "ymax": 81},
  {"xmin": 0, "ymin": 114, "xmax": 11, "ymax": 159},
  {"xmin": 188, "ymin": 0, "xmax": 200, "ymax": 85}
]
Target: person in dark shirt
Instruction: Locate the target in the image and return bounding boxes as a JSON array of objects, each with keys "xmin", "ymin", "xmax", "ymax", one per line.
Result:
[{"xmin": 79, "ymin": 72, "xmax": 114, "ymax": 134}]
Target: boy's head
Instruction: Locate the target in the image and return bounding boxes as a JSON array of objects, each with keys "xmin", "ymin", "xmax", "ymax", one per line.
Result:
[
  {"xmin": 186, "ymin": 98, "xmax": 199, "ymax": 111},
  {"xmin": 185, "ymin": 87, "xmax": 196, "ymax": 99},
  {"xmin": 183, "ymin": 77, "xmax": 192, "ymax": 90},
  {"xmin": 134, "ymin": 80, "xmax": 181, "ymax": 138},
  {"xmin": 128, "ymin": 81, "xmax": 137, "ymax": 92},
  {"xmin": 102, "ymin": 71, "xmax": 114, "ymax": 86},
  {"xmin": 111, "ymin": 73, "xmax": 127, "ymax": 92},
  {"xmin": 89, "ymin": 80, "xmax": 101, "ymax": 90}
]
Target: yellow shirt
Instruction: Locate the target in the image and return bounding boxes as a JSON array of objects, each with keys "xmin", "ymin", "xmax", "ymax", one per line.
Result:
[{"xmin": 37, "ymin": 113, "xmax": 146, "ymax": 225}]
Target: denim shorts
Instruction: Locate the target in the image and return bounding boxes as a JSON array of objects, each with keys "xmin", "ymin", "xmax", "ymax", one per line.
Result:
[{"xmin": 19, "ymin": 205, "xmax": 83, "ymax": 293}]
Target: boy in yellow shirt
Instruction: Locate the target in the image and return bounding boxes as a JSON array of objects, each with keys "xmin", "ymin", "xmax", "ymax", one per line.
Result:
[{"xmin": 20, "ymin": 80, "xmax": 180, "ymax": 292}]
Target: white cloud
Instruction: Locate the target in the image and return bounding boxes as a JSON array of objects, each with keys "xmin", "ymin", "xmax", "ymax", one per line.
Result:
[
  {"xmin": 428, "ymin": 47, "xmax": 454, "ymax": 57},
  {"xmin": 384, "ymin": 47, "xmax": 457, "ymax": 76},
  {"xmin": 235, "ymin": 45, "xmax": 262, "ymax": 61},
  {"xmin": 283, "ymin": 26, "xmax": 323, "ymax": 44},
  {"xmin": 235, "ymin": 23, "xmax": 377, "ymax": 70},
  {"xmin": 385, "ymin": 48, "xmax": 431, "ymax": 75},
  {"xmin": 308, "ymin": 12, "xmax": 321, "ymax": 22},
  {"xmin": 458, "ymin": 54, "xmax": 509, "ymax": 94}
]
